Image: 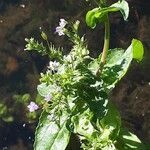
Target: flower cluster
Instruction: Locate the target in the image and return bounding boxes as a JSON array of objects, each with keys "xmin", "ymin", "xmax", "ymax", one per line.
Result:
[{"xmin": 55, "ymin": 19, "xmax": 67, "ymax": 36}]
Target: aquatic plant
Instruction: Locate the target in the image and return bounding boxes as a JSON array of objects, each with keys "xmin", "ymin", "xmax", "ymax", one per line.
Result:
[{"xmin": 25, "ymin": 0, "xmax": 146, "ymax": 149}]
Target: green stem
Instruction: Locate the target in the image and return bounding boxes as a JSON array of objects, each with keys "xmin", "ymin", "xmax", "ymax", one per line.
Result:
[
  {"xmin": 101, "ymin": 14, "xmax": 110, "ymax": 65},
  {"xmin": 96, "ymin": 14, "xmax": 110, "ymax": 76}
]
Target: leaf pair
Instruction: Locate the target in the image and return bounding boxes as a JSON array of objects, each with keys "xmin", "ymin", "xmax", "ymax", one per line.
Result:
[{"xmin": 86, "ymin": 0, "xmax": 129, "ymax": 28}]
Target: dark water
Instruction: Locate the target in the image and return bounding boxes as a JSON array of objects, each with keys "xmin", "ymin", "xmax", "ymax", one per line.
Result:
[
  {"xmin": 0, "ymin": 0, "xmax": 21, "ymax": 12},
  {"xmin": 0, "ymin": 122, "xmax": 34, "ymax": 149}
]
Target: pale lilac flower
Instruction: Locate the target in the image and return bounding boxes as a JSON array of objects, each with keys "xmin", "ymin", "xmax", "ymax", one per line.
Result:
[
  {"xmin": 55, "ymin": 19, "xmax": 67, "ymax": 36},
  {"xmin": 27, "ymin": 101, "xmax": 39, "ymax": 112},
  {"xmin": 44, "ymin": 93, "xmax": 52, "ymax": 102},
  {"xmin": 59, "ymin": 19, "xmax": 67, "ymax": 28},
  {"xmin": 53, "ymin": 61, "xmax": 60, "ymax": 71},
  {"xmin": 48, "ymin": 61, "xmax": 60, "ymax": 71},
  {"xmin": 55, "ymin": 26, "xmax": 65, "ymax": 36}
]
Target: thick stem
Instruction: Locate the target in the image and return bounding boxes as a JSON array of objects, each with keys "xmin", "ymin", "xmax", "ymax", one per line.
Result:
[{"xmin": 101, "ymin": 14, "xmax": 110, "ymax": 65}]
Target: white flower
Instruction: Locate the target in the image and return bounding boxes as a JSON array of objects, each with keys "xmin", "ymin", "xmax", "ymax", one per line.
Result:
[
  {"xmin": 55, "ymin": 19, "xmax": 67, "ymax": 36},
  {"xmin": 59, "ymin": 19, "xmax": 67, "ymax": 28},
  {"xmin": 48, "ymin": 61, "xmax": 60, "ymax": 71},
  {"xmin": 27, "ymin": 101, "xmax": 39, "ymax": 112},
  {"xmin": 55, "ymin": 27, "xmax": 65, "ymax": 36}
]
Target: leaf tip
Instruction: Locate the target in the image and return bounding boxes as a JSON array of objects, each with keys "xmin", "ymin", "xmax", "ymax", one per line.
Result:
[{"xmin": 132, "ymin": 39, "xmax": 144, "ymax": 62}]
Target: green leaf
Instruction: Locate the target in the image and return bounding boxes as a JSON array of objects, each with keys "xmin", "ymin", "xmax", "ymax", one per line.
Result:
[
  {"xmin": 101, "ymin": 39, "xmax": 144, "ymax": 90},
  {"xmin": 0, "ymin": 103, "xmax": 7, "ymax": 115},
  {"xmin": 115, "ymin": 128, "xmax": 146, "ymax": 149},
  {"xmin": 34, "ymin": 111, "xmax": 70, "ymax": 150},
  {"xmin": 71, "ymin": 108, "xmax": 96, "ymax": 139},
  {"xmin": 73, "ymin": 64, "xmax": 108, "ymax": 118},
  {"xmin": 86, "ymin": 8, "xmax": 106, "ymax": 29},
  {"xmin": 99, "ymin": 102, "xmax": 121, "ymax": 140},
  {"xmin": 22, "ymin": 94, "xmax": 30, "ymax": 102},
  {"xmin": 72, "ymin": 104, "xmax": 120, "ymax": 149},
  {"xmin": 111, "ymin": 0, "xmax": 129, "ymax": 20},
  {"xmin": 88, "ymin": 39, "xmax": 144, "ymax": 91},
  {"xmin": 3, "ymin": 116, "xmax": 14, "ymax": 122},
  {"xmin": 37, "ymin": 83, "xmax": 51, "ymax": 97},
  {"xmin": 132, "ymin": 39, "xmax": 144, "ymax": 61},
  {"xmin": 41, "ymin": 31, "xmax": 48, "ymax": 41},
  {"xmin": 86, "ymin": 0, "xmax": 129, "ymax": 28}
]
